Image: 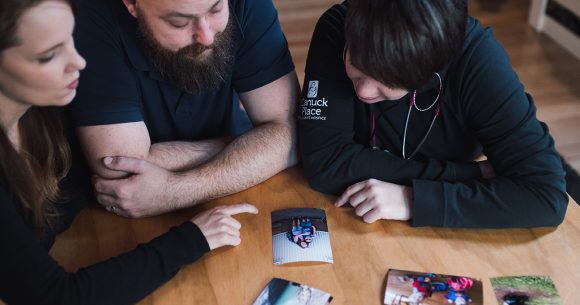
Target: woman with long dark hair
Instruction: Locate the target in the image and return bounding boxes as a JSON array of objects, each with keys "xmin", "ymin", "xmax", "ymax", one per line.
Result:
[{"xmin": 0, "ymin": 1, "xmax": 257, "ymax": 303}]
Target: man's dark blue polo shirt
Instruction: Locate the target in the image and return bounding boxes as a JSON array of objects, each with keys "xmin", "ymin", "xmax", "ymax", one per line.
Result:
[{"xmin": 69, "ymin": 0, "xmax": 294, "ymax": 143}]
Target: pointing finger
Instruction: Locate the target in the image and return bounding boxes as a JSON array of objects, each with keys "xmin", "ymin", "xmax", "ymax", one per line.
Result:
[{"xmin": 219, "ymin": 203, "xmax": 258, "ymax": 216}]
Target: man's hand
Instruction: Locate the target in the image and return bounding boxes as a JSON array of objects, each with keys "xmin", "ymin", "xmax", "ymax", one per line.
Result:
[
  {"xmin": 334, "ymin": 179, "xmax": 413, "ymax": 223},
  {"xmin": 191, "ymin": 203, "xmax": 259, "ymax": 250},
  {"xmin": 94, "ymin": 156, "xmax": 178, "ymax": 218}
]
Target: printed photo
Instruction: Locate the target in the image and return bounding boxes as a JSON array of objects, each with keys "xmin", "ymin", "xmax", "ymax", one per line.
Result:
[
  {"xmin": 271, "ymin": 208, "xmax": 333, "ymax": 265},
  {"xmin": 490, "ymin": 275, "xmax": 563, "ymax": 305},
  {"xmin": 252, "ymin": 278, "xmax": 333, "ymax": 305},
  {"xmin": 383, "ymin": 269, "xmax": 483, "ymax": 305}
]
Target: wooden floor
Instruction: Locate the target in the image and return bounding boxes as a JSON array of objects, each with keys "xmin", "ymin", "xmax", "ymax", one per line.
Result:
[{"xmin": 274, "ymin": 0, "xmax": 580, "ymax": 171}]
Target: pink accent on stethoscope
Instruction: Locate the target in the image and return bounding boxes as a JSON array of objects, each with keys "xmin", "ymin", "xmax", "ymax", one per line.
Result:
[{"xmin": 371, "ymin": 72, "xmax": 442, "ymax": 160}]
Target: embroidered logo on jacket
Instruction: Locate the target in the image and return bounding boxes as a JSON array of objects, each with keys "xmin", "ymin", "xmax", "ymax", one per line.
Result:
[
  {"xmin": 307, "ymin": 80, "xmax": 319, "ymax": 98},
  {"xmin": 300, "ymin": 80, "xmax": 328, "ymax": 121},
  {"xmin": 300, "ymin": 98, "xmax": 328, "ymax": 120}
]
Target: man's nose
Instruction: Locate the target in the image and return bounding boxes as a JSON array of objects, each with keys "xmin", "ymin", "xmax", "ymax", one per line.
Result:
[{"xmin": 193, "ymin": 17, "xmax": 214, "ymax": 46}]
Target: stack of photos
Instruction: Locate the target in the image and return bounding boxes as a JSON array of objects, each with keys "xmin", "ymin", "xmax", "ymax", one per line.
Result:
[
  {"xmin": 490, "ymin": 275, "xmax": 563, "ymax": 305},
  {"xmin": 271, "ymin": 208, "xmax": 333, "ymax": 265},
  {"xmin": 383, "ymin": 269, "xmax": 483, "ymax": 305},
  {"xmin": 252, "ymin": 278, "xmax": 333, "ymax": 305}
]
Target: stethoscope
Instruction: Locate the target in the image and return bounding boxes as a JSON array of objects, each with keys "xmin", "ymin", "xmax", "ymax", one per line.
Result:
[{"xmin": 370, "ymin": 72, "xmax": 442, "ymax": 160}]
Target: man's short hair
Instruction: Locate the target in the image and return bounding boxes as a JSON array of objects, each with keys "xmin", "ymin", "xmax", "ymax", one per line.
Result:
[{"xmin": 345, "ymin": 0, "xmax": 468, "ymax": 90}]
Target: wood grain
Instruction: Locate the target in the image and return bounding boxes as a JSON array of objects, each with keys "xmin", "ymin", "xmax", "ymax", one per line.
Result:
[{"xmin": 49, "ymin": 167, "xmax": 580, "ymax": 305}]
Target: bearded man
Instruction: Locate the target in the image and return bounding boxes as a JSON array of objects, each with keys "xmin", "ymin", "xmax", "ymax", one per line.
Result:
[{"xmin": 69, "ymin": 0, "xmax": 299, "ymax": 217}]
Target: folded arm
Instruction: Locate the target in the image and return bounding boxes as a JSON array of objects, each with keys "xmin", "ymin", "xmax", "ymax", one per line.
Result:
[{"xmin": 78, "ymin": 71, "xmax": 299, "ymax": 217}]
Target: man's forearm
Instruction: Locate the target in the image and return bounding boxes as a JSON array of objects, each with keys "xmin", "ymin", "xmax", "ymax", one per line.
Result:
[
  {"xmin": 167, "ymin": 121, "xmax": 298, "ymax": 208},
  {"xmin": 147, "ymin": 137, "xmax": 232, "ymax": 171}
]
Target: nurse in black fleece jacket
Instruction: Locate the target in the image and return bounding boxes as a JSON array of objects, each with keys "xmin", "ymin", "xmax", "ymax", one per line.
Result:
[
  {"xmin": 298, "ymin": 0, "xmax": 567, "ymax": 228},
  {"xmin": 0, "ymin": 1, "xmax": 257, "ymax": 304}
]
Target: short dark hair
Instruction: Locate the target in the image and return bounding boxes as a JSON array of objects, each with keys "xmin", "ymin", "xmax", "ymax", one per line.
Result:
[{"xmin": 345, "ymin": 0, "xmax": 468, "ymax": 90}]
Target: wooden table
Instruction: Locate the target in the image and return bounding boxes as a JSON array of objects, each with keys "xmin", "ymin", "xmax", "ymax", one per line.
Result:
[{"xmin": 50, "ymin": 167, "xmax": 580, "ymax": 305}]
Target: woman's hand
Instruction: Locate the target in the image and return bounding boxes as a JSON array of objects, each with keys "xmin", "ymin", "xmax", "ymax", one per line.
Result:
[
  {"xmin": 191, "ymin": 203, "xmax": 258, "ymax": 250},
  {"xmin": 335, "ymin": 179, "xmax": 413, "ymax": 223}
]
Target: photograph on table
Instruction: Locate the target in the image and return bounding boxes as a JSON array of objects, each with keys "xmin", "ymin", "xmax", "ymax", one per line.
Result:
[
  {"xmin": 490, "ymin": 275, "xmax": 562, "ymax": 305},
  {"xmin": 383, "ymin": 269, "xmax": 483, "ymax": 305},
  {"xmin": 271, "ymin": 208, "xmax": 333, "ymax": 265},
  {"xmin": 252, "ymin": 277, "xmax": 333, "ymax": 305}
]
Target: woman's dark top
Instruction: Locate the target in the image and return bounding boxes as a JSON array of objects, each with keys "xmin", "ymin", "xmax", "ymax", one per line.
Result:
[
  {"xmin": 0, "ymin": 130, "xmax": 210, "ymax": 304},
  {"xmin": 298, "ymin": 1, "xmax": 568, "ymax": 228}
]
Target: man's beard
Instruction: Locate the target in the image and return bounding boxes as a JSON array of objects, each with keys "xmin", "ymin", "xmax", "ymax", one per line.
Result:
[{"xmin": 136, "ymin": 10, "xmax": 233, "ymax": 94}]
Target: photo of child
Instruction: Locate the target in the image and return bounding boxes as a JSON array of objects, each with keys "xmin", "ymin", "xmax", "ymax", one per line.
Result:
[
  {"xmin": 383, "ymin": 269, "xmax": 483, "ymax": 305},
  {"xmin": 290, "ymin": 217, "xmax": 317, "ymax": 249},
  {"xmin": 271, "ymin": 208, "xmax": 333, "ymax": 265},
  {"xmin": 252, "ymin": 278, "xmax": 333, "ymax": 305}
]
